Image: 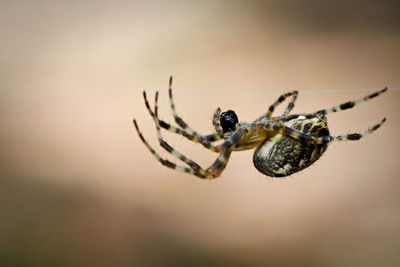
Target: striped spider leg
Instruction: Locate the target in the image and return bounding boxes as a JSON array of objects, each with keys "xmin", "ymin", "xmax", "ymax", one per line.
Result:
[
  {"xmin": 253, "ymin": 90, "xmax": 299, "ymax": 124},
  {"xmin": 317, "ymin": 87, "xmax": 388, "ymax": 142},
  {"xmin": 133, "ymin": 93, "xmax": 244, "ymax": 178},
  {"xmin": 133, "ymin": 80, "xmax": 246, "ymax": 178},
  {"xmin": 153, "ymin": 77, "xmax": 224, "ymax": 152},
  {"xmin": 316, "ymin": 87, "xmax": 388, "ymax": 116}
]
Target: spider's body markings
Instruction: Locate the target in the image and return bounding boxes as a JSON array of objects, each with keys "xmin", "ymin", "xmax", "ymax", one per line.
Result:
[
  {"xmin": 253, "ymin": 114, "xmax": 330, "ymax": 177},
  {"xmin": 133, "ymin": 77, "xmax": 387, "ymax": 178}
]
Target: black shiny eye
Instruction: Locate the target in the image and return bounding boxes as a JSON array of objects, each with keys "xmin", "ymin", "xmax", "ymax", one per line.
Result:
[{"xmin": 220, "ymin": 110, "xmax": 238, "ymax": 133}]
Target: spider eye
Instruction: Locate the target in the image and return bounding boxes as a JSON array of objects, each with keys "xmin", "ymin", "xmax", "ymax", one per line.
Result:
[{"xmin": 220, "ymin": 110, "xmax": 239, "ymax": 133}]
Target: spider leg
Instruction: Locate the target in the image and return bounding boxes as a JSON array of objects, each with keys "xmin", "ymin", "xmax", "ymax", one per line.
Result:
[
  {"xmin": 157, "ymin": 119, "xmax": 222, "ymax": 142},
  {"xmin": 316, "ymin": 87, "xmax": 387, "ymax": 115},
  {"xmin": 279, "ymin": 90, "xmax": 298, "ymax": 123},
  {"xmin": 152, "ymin": 93, "xmax": 208, "ymax": 172},
  {"xmin": 133, "ymin": 119, "xmax": 208, "ymax": 178},
  {"xmin": 259, "ymin": 117, "xmax": 386, "ymax": 144},
  {"xmin": 205, "ymin": 133, "xmax": 223, "ymax": 142},
  {"xmin": 154, "ymin": 90, "xmax": 220, "ymax": 142},
  {"xmin": 153, "ymin": 88, "xmax": 222, "ymax": 142},
  {"xmin": 321, "ymin": 117, "xmax": 387, "ymax": 142},
  {"xmin": 142, "ymin": 89, "xmax": 223, "ymax": 152},
  {"xmin": 133, "ymin": 118, "xmax": 247, "ymax": 178},
  {"xmin": 205, "ymin": 127, "xmax": 248, "ymax": 176},
  {"xmin": 254, "ymin": 90, "xmax": 298, "ymax": 122},
  {"xmin": 166, "ymin": 77, "xmax": 226, "ymax": 152},
  {"xmin": 152, "ymin": 92, "xmax": 222, "ymax": 170}
]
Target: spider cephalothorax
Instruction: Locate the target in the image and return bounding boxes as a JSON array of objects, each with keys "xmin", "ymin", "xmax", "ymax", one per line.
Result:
[{"xmin": 133, "ymin": 77, "xmax": 387, "ymax": 179}]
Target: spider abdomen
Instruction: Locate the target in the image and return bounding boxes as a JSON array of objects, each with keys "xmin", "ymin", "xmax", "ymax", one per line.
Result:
[{"xmin": 253, "ymin": 116, "xmax": 329, "ymax": 177}]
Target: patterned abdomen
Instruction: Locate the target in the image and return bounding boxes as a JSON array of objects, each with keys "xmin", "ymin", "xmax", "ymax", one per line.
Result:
[{"xmin": 253, "ymin": 115, "xmax": 329, "ymax": 177}]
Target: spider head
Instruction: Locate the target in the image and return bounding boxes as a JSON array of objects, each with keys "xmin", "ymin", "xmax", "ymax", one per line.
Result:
[{"xmin": 220, "ymin": 110, "xmax": 239, "ymax": 133}]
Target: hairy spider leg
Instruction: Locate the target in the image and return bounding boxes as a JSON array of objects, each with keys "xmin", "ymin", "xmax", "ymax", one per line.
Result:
[
  {"xmin": 133, "ymin": 116, "xmax": 248, "ymax": 179},
  {"xmin": 167, "ymin": 76, "xmax": 224, "ymax": 152},
  {"xmin": 322, "ymin": 117, "xmax": 386, "ymax": 141},
  {"xmin": 158, "ymin": 92, "xmax": 223, "ymax": 142},
  {"xmin": 155, "ymin": 118, "xmax": 222, "ymax": 142},
  {"xmin": 278, "ymin": 90, "xmax": 299, "ymax": 124},
  {"xmin": 316, "ymin": 87, "xmax": 388, "ymax": 115},
  {"xmin": 205, "ymin": 127, "xmax": 247, "ymax": 177},
  {"xmin": 141, "ymin": 89, "xmax": 241, "ymax": 178},
  {"xmin": 152, "ymin": 90, "xmax": 192, "ymax": 139},
  {"xmin": 255, "ymin": 90, "xmax": 299, "ymax": 122},
  {"xmin": 150, "ymin": 91, "xmax": 206, "ymax": 171},
  {"xmin": 204, "ymin": 133, "xmax": 223, "ymax": 142},
  {"xmin": 133, "ymin": 119, "xmax": 208, "ymax": 178},
  {"xmin": 153, "ymin": 80, "xmax": 223, "ymax": 143},
  {"xmin": 154, "ymin": 90, "xmax": 159, "ymax": 116},
  {"xmin": 152, "ymin": 91, "xmax": 222, "ymax": 143},
  {"xmin": 143, "ymin": 91, "xmax": 220, "ymax": 155},
  {"xmin": 136, "ymin": 93, "xmax": 209, "ymax": 177},
  {"xmin": 153, "ymin": 91, "xmax": 221, "ymax": 170},
  {"xmin": 142, "ymin": 89, "xmax": 224, "ymax": 152}
]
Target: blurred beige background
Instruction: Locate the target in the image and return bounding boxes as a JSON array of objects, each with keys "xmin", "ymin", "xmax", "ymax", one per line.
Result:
[{"xmin": 0, "ymin": 0, "xmax": 399, "ymax": 266}]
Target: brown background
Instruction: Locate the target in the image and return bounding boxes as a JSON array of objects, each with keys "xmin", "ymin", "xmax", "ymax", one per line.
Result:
[{"xmin": 1, "ymin": 1, "xmax": 399, "ymax": 266}]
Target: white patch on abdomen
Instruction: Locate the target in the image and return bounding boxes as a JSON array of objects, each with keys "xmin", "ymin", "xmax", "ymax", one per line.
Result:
[{"xmin": 255, "ymin": 134, "xmax": 282, "ymax": 159}]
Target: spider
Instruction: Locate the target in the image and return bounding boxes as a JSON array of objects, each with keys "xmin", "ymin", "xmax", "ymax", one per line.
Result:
[{"xmin": 133, "ymin": 77, "xmax": 387, "ymax": 178}]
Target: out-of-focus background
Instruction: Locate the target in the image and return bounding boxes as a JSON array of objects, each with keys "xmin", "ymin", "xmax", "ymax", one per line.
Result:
[{"xmin": 1, "ymin": 0, "xmax": 399, "ymax": 266}]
